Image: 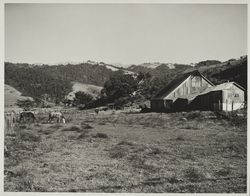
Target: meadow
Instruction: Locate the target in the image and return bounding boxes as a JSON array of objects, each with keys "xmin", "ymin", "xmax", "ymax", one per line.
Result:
[{"xmin": 4, "ymin": 109, "xmax": 247, "ymax": 193}]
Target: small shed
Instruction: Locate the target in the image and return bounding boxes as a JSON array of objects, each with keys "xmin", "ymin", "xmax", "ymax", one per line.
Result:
[{"xmin": 190, "ymin": 82, "xmax": 245, "ymax": 111}]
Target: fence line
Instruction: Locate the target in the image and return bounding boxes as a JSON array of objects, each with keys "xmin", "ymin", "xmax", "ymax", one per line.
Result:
[{"xmin": 4, "ymin": 112, "xmax": 18, "ymax": 133}]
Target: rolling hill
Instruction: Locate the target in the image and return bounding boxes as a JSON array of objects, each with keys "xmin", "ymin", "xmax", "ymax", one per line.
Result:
[
  {"xmin": 66, "ymin": 82, "xmax": 103, "ymax": 101},
  {"xmin": 5, "ymin": 84, "xmax": 33, "ymax": 110},
  {"xmin": 4, "ymin": 55, "xmax": 247, "ymax": 104}
]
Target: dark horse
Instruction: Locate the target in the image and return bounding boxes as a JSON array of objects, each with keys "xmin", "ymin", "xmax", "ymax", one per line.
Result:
[{"xmin": 19, "ymin": 111, "xmax": 36, "ymax": 122}]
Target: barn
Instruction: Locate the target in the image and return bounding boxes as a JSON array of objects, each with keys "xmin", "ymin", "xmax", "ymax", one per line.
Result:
[
  {"xmin": 151, "ymin": 70, "xmax": 245, "ymax": 112},
  {"xmin": 150, "ymin": 70, "xmax": 214, "ymax": 112}
]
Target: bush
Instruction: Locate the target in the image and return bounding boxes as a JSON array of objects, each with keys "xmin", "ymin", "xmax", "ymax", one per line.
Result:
[
  {"xmin": 176, "ymin": 135, "xmax": 185, "ymax": 141},
  {"xmin": 216, "ymin": 167, "xmax": 231, "ymax": 177},
  {"xmin": 117, "ymin": 140, "xmax": 136, "ymax": 146},
  {"xmin": 92, "ymin": 133, "xmax": 108, "ymax": 138},
  {"xmin": 81, "ymin": 123, "xmax": 93, "ymax": 129},
  {"xmin": 78, "ymin": 132, "xmax": 90, "ymax": 139},
  {"xmin": 74, "ymin": 91, "xmax": 93, "ymax": 106},
  {"xmin": 61, "ymin": 126, "xmax": 82, "ymax": 132},
  {"xmin": 103, "ymin": 74, "xmax": 138, "ymax": 100}
]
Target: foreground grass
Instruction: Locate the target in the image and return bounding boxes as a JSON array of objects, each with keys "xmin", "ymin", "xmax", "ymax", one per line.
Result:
[{"xmin": 4, "ymin": 110, "xmax": 247, "ymax": 192}]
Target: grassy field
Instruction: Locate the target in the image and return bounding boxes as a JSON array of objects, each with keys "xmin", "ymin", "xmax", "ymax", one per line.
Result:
[{"xmin": 4, "ymin": 110, "xmax": 247, "ymax": 193}]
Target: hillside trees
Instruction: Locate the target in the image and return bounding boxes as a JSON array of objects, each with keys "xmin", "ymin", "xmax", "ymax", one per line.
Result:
[
  {"xmin": 5, "ymin": 62, "xmax": 72, "ymax": 104},
  {"xmin": 103, "ymin": 74, "xmax": 138, "ymax": 100}
]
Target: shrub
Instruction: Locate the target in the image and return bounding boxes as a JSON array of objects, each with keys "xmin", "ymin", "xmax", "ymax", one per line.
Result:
[
  {"xmin": 93, "ymin": 133, "xmax": 108, "ymax": 138},
  {"xmin": 61, "ymin": 126, "xmax": 82, "ymax": 132},
  {"xmin": 175, "ymin": 135, "xmax": 185, "ymax": 141},
  {"xmin": 78, "ymin": 132, "xmax": 90, "ymax": 139},
  {"xmin": 117, "ymin": 140, "xmax": 136, "ymax": 146},
  {"xmin": 81, "ymin": 123, "xmax": 93, "ymax": 129},
  {"xmin": 74, "ymin": 91, "xmax": 93, "ymax": 105},
  {"xmin": 216, "ymin": 167, "xmax": 231, "ymax": 176}
]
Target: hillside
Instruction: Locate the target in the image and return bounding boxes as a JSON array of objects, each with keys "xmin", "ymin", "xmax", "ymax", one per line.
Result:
[
  {"xmin": 5, "ymin": 84, "xmax": 33, "ymax": 109},
  {"xmin": 201, "ymin": 56, "xmax": 247, "ymax": 89},
  {"xmin": 4, "ymin": 56, "xmax": 247, "ymax": 104},
  {"xmin": 128, "ymin": 63, "xmax": 191, "ymax": 77},
  {"xmin": 179, "ymin": 56, "xmax": 247, "ymax": 89},
  {"xmin": 66, "ymin": 82, "xmax": 103, "ymax": 100},
  {"xmin": 5, "ymin": 62, "xmax": 129, "ymax": 103}
]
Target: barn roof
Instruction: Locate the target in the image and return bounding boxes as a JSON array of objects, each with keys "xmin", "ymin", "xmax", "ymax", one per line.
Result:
[
  {"xmin": 209, "ymin": 82, "xmax": 245, "ymax": 91},
  {"xmin": 152, "ymin": 70, "xmax": 214, "ymax": 99},
  {"xmin": 198, "ymin": 82, "xmax": 245, "ymax": 95},
  {"xmin": 183, "ymin": 82, "xmax": 246, "ymax": 103}
]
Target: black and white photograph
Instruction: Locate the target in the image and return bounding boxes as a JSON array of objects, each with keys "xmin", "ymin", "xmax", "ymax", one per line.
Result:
[{"xmin": 3, "ymin": 1, "xmax": 248, "ymax": 193}]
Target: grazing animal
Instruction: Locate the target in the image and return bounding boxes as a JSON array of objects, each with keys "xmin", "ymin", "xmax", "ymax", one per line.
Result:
[
  {"xmin": 19, "ymin": 111, "xmax": 36, "ymax": 122},
  {"xmin": 48, "ymin": 112, "xmax": 65, "ymax": 123}
]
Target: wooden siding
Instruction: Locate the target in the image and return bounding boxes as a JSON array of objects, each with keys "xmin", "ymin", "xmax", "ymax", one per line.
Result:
[
  {"xmin": 165, "ymin": 75, "xmax": 213, "ymax": 101},
  {"xmin": 190, "ymin": 91, "xmax": 223, "ymax": 111},
  {"xmin": 190, "ymin": 84, "xmax": 245, "ymax": 111},
  {"xmin": 222, "ymin": 85, "xmax": 245, "ymax": 111}
]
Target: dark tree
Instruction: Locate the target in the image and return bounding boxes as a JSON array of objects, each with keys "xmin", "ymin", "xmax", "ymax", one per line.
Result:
[
  {"xmin": 103, "ymin": 74, "xmax": 138, "ymax": 100},
  {"xmin": 73, "ymin": 91, "xmax": 93, "ymax": 105}
]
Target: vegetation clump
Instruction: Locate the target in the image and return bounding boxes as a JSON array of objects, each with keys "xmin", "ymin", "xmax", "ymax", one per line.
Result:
[
  {"xmin": 61, "ymin": 126, "xmax": 82, "ymax": 132},
  {"xmin": 92, "ymin": 133, "xmax": 108, "ymax": 139}
]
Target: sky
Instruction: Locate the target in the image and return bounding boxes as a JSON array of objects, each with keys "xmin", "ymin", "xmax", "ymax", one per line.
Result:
[{"xmin": 5, "ymin": 4, "xmax": 247, "ymax": 66}]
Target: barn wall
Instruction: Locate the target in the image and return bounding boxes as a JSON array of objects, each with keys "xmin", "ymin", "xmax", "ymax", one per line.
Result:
[
  {"xmin": 150, "ymin": 99, "xmax": 165, "ymax": 111},
  {"xmin": 150, "ymin": 99, "xmax": 173, "ymax": 112},
  {"xmin": 190, "ymin": 91, "xmax": 223, "ymax": 111},
  {"xmin": 222, "ymin": 86, "xmax": 245, "ymax": 111},
  {"xmin": 165, "ymin": 75, "xmax": 212, "ymax": 101}
]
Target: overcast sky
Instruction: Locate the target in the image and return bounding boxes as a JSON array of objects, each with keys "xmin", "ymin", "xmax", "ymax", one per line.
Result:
[{"xmin": 5, "ymin": 4, "xmax": 247, "ymax": 66}]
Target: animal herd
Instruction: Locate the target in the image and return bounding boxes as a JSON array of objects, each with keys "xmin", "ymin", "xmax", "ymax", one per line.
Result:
[{"xmin": 5, "ymin": 110, "xmax": 66, "ymax": 124}]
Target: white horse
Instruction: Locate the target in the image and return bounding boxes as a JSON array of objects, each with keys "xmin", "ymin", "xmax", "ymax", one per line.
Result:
[{"xmin": 48, "ymin": 112, "xmax": 65, "ymax": 123}]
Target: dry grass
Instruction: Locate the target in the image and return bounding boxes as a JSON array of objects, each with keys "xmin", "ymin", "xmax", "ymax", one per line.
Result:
[{"xmin": 4, "ymin": 109, "xmax": 247, "ymax": 193}]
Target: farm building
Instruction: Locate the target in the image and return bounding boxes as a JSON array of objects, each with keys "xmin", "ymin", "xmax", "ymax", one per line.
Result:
[
  {"xmin": 151, "ymin": 70, "xmax": 245, "ymax": 112},
  {"xmin": 190, "ymin": 82, "xmax": 245, "ymax": 112}
]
